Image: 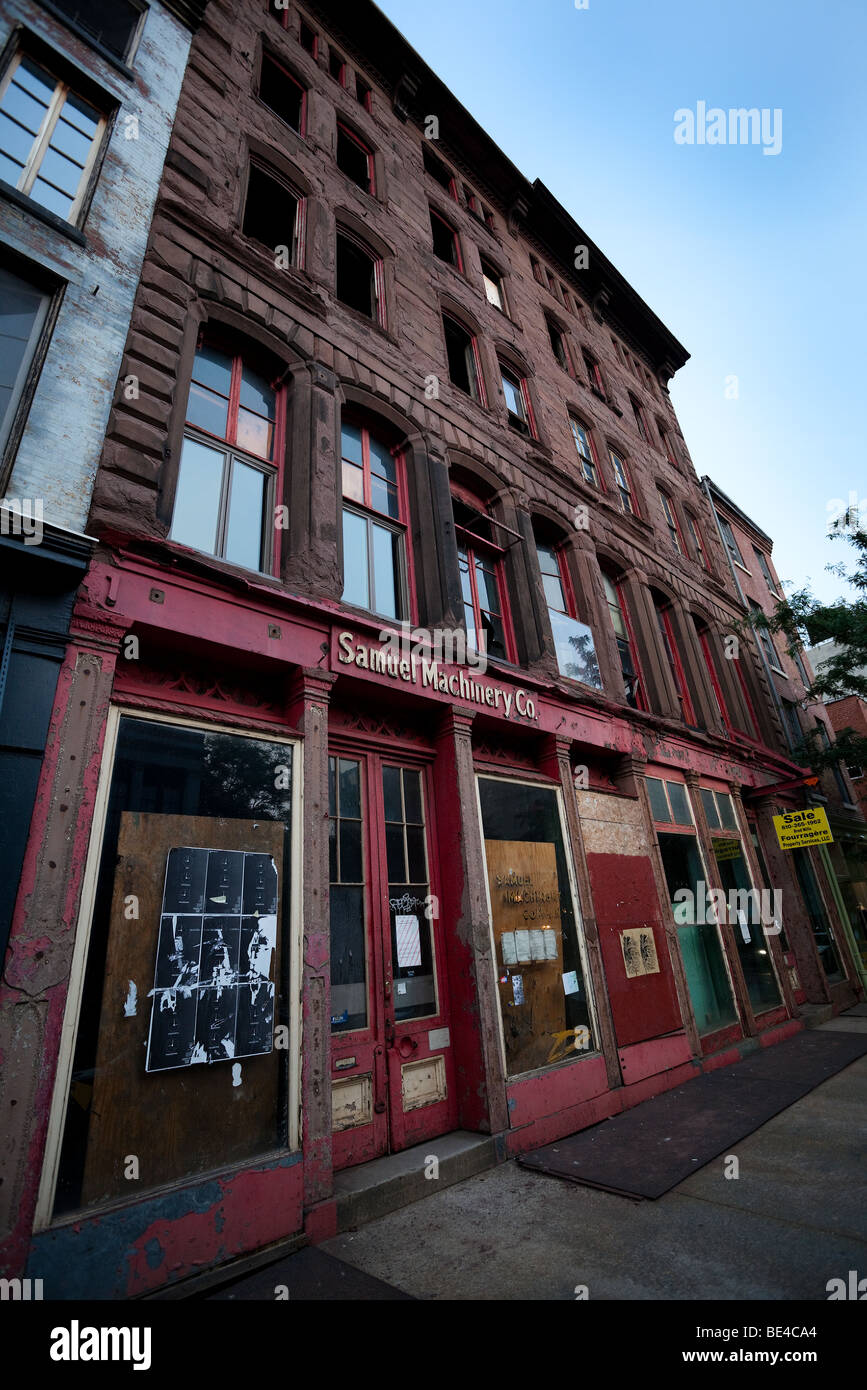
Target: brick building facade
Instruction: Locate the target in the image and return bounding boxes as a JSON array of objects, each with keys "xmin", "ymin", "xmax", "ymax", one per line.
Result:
[{"xmin": 0, "ymin": 0, "xmax": 862, "ymax": 1297}]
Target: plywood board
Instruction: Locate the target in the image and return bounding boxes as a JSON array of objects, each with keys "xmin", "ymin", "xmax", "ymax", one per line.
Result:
[
  {"xmin": 81, "ymin": 812, "xmax": 285, "ymax": 1209},
  {"xmin": 485, "ymin": 839, "xmax": 565, "ymax": 1074}
]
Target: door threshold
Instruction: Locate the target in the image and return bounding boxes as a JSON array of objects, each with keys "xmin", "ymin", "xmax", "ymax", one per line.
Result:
[{"xmin": 334, "ymin": 1130, "xmax": 503, "ymax": 1232}]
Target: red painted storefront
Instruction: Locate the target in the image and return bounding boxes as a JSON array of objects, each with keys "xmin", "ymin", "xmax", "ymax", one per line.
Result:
[{"xmin": 2, "ymin": 539, "xmax": 842, "ymax": 1299}]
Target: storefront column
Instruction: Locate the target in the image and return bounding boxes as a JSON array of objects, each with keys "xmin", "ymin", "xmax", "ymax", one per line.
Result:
[
  {"xmin": 434, "ymin": 707, "xmax": 509, "ymax": 1135},
  {"xmin": 0, "ymin": 606, "xmax": 126, "ymax": 1277},
  {"xmin": 543, "ymin": 735, "xmax": 621, "ymax": 1089},
  {"xmin": 287, "ymin": 667, "xmax": 338, "ymax": 1217}
]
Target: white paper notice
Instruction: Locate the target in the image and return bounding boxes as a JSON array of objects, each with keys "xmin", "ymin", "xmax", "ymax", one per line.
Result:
[
  {"xmin": 562, "ymin": 970, "xmax": 580, "ymax": 995},
  {"xmin": 544, "ymin": 930, "xmax": 558, "ymax": 960},
  {"xmin": 515, "ymin": 930, "xmax": 531, "ymax": 963},
  {"xmin": 395, "ymin": 914, "xmax": 422, "ymax": 967},
  {"xmin": 529, "ymin": 929, "xmax": 545, "ymax": 961},
  {"xmin": 501, "ymin": 931, "xmax": 518, "ymax": 965}
]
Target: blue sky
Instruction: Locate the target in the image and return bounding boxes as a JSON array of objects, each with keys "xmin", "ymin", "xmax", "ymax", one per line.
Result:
[{"xmin": 376, "ymin": 0, "xmax": 866, "ymax": 606}]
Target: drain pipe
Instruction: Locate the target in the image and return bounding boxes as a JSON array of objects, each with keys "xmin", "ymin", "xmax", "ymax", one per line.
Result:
[{"xmin": 701, "ymin": 476, "xmax": 796, "ymax": 756}]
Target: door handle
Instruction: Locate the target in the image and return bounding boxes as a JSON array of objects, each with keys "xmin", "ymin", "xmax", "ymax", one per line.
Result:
[{"xmin": 385, "ymin": 1017, "xmax": 395, "ymax": 1046}]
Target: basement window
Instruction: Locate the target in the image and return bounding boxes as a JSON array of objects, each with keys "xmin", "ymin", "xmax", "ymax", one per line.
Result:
[
  {"xmin": 430, "ymin": 207, "xmax": 461, "ymax": 268},
  {"xmin": 336, "ymin": 231, "xmax": 383, "ymax": 323},
  {"xmin": 242, "ymin": 163, "xmax": 301, "ymax": 264},
  {"xmin": 259, "ymin": 54, "xmax": 305, "ymax": 134},
  {"xmin": 337, "ymin": 124, "xmax": 374, "ymax": 194}
]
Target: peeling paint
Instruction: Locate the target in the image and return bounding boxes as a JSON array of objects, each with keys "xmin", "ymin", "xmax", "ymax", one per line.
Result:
[
  {"xmin": 123, "ymin": 981, "xmax": 137, "ymax": 1017},
  {"xmin": 232, "ymin": 1062, "xmax": 242, "ymax": 1087}
]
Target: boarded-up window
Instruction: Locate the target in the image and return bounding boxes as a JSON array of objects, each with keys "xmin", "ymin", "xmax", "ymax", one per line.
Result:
[{"xmin": 52, "ymin": 717, "xmax": 296, "ymax": 1217}]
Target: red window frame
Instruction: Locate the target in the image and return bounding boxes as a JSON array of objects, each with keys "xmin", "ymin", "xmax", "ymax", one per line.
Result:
[
  {"xmin": 602, "ymin": 570, "xmax": 647, "ymax": 711},
  {"xmin": 452, "ymin": 485, "xmax": 517, "ymax": 664},
  {"xmin": 658, "ymin": 488, "xmax": 685, "ymax": 555},
  {"xmin": 499, "ymin": 362, "xmax": 537, "ymax": 439},
  {"xmin": 180, "ymin": 341, "xmax": 287, "ymax": 573},
  {"xmin": 442, "ymin": 313, "xmax": 487, "ymax": 406},
  {"xmin": 731, "ymin": 653, "xmax": 762, "ymax": 740},
  {"xmin": 530, "ymin": 255, "xmax": 545, "ymax": 285},
  {"xmin": 658, "ymin": 419, "xmax": 677, "ymax": 465},
  {"xmin": 583, "ymin": 350, "xmax": 605, "ymax": 395},
  {"xmin": 341, "ymin": 418, "xmax": 417, "ymax": 625},
  {"xmin": 610, "ymin": 450, "xmax": 637, "ymax": 515},
  {"xmin": 430, "ymin": 206, "xmax": 463, "ymax": 271},
  {"xmin": 337, "ymin": 122, "xmax": 375, "ymax": 195},
  {"xmin": 329, "ymin": 48, "xmax": 346, "ymax": 85},
  {"xmin": 655, "ymin": 600, "xmax": 696, "ymax": 724},
  {"xmin": 630, "ymin": 394, "xmax": 649, "ymax": 441},
  {"xmin": 537, "ymin": 540, "xmax": 579, "ymax": 619},
  {"xmin": 259, "ymin": 51, "xmax": 307, "ymax": 137},
  {"xmin": 356, "ymin": 77, "xmax": 372, "ymax": 112},
  {"xmin": 298, "ymin": 17, "xmax": 318, "ymax": 55},
  {"xmin": 422, "ymin": 143, "xmax": 458, "ymax": 200},
  {"xmin": 569, "ymin": 415, "xmax": 602, "ymax": 489},
  {"xmin": 546, "ymin": 317, "xmax": 573, "ymax": 374},
  {"xmin": 481, "ymin": 258, "xmax": 506, "ymax": 312},
  {"xmin": 697, "ymin": 626, "xmax": 733, "ymax": 733},
  {"xmin": 686, "ymin": 513, "xmax": 709, "ymax": 570},
  {"xmin": 243, "ymin": 161, "xmax": 305, "ymax": 268},
  {"xmin": 335, "ymin": 227, "xmax": 386, "ymax": 328}
]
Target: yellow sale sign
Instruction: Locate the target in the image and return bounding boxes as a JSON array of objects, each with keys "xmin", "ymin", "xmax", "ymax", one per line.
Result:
[{"xmin": 773, "ymin": 806, "xmax": 833, "ymax": 850}]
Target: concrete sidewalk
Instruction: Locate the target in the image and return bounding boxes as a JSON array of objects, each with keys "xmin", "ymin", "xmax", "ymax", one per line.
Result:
[{"xmin": 321, "ymin": 1024, "xmax": 867, "ymax": 1301}]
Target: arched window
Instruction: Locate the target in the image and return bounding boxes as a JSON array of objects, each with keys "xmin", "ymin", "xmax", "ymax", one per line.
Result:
[
  {"xmin": 694, "ymin": 618, "xmax": 732, "ymax": 732},
  {"xmin": 336, "ymin": 228, "xmax": 385, "ymax": 325},
  {"xmin": 568, "ymin": 416, "xmax": 601, "ymax": 489},
  {"xmin": 451, "ymin": 484, "xmax": 515, "ymax": 663},
  {"xmin": 610, "ymin": 449, "xmax": 637, "ymax": 515},
  {"xmin": 601, "ymin": 568, "xmax": 646, "ymax": 710},
  {"xmin": 652, "ymin": 591, "xmax": 696, "ymax": 724},
  {"xmin": 170, "ymin": 339, "xmax": 285, "ymax": 574},
  {"xmin": 340, "ymin": 415, "xmax": 410, "ymax": 621},
  {"xmin": 535, "ymin": 528, "xmax": 602, "ymax": 687}
]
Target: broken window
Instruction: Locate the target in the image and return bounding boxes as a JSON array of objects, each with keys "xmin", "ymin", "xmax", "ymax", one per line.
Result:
[
  {"xmin": 546, "ymin": 317, "xmax": 570, "ymax": 371},
  {"xmin": 356, "ymin": 76, "xmax": 372, "ymax": 111},
  {"xmin": 500, "ymin": 364, "xmax": 534, "ymax": 437},
  {"xmin": 329, "ymin": 48, "xmax": 345, "ymax": 84},
  {"xmin": 443, "ymin": 314, "xmax": 483, "ymax": 402},
  {"xmin": 336, "ymin": 231, "xmax": 381, "ymax": 322},
  {"xmin": 259, "ymin": 53, "xmax": 305, "ymax": 133},
  {"xmin": 242, "ymin": 163, "xmax": 301, "ymax": 263},
  {"xmin": 337, "ymin": 124, "xmax": 374, "ymax": 194},
  {"xmin": 49, "ymin": 0, "xmax": 143, "ymax": 61},
  {"xmin": 299, "ymin": 19, "xmax": 317, "ymax": 54},
  {"xmin": 422, "ymin": 142, "xmax": 455, "ymax": 195},
  {"xmin": 430, "ymin": 206, "xmax": 461, "ymax": 267},
  {"xmin": 481, "ymin": 259, "xmax": 505, "ymax": 311}
]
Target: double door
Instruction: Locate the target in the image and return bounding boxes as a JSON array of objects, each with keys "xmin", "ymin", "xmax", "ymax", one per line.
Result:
[{"xmin": 329, "ymin": 747, "xmax": 456, "ymax": 1169}]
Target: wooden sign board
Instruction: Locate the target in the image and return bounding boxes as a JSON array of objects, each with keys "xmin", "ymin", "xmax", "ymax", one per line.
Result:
[{"xmin": 485, "ymin": 839, "xmax": 565, "ymax": 1074}]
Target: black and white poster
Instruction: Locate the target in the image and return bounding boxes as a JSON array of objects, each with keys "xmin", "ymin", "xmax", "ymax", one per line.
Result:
[{"xmin": 146, "ymin": 846, "xmax": 279, "ymax": 1072}]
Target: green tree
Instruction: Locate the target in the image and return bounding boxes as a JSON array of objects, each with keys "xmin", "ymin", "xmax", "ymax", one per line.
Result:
[{"xmin": 761, "ymin": 524, "xmax": 867, "ymax": 775}]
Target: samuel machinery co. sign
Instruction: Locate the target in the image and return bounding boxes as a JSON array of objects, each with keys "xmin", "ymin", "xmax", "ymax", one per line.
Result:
[{"xmin": 334, "ymin": 628, "xmax": 540, "ymax": 721}]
